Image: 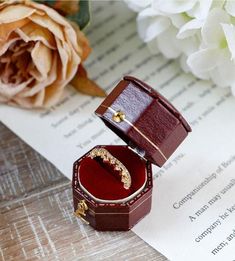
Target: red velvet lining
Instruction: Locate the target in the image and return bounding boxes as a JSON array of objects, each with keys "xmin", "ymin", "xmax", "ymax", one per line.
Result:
[{"xmin": 79, "ymin": 145, "xmax": 147, "ymax": 200}]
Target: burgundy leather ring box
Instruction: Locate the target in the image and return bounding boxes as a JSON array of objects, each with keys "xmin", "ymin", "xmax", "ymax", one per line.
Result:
[{"xmin": 72, "ymin": 76, "xmax": 191, "ymax": 231}]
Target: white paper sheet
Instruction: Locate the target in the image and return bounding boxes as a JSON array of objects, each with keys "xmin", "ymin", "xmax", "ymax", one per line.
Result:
[{"xmin": 1, "ymin": 1, "xmax": 235, "ymax": 260}]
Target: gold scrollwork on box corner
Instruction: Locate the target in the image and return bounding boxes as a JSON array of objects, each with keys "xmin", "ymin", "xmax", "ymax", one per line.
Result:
[{"xmin": 74, "ymin": 200, "xmax": 89, "ymax": 225}]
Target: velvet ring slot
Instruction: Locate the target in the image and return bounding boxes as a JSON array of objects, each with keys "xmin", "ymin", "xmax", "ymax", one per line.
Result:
[
  {"xmin": 78, "ymin": 146, "xmax": 147, "ymax": 203},
  {"xmin": 88, "ymin": 147, "xmax": 132, "ymax": 190}
]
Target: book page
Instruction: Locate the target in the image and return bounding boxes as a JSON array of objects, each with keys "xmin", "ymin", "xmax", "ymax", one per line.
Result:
[{"xmin": 1, "ymin": 1, "xmax": 235, "ymax": 260}]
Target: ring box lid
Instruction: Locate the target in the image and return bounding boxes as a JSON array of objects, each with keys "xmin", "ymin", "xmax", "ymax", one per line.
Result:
[{"xmin": 95, "ymin": 76, "xmax": 191, "ymax": 167}]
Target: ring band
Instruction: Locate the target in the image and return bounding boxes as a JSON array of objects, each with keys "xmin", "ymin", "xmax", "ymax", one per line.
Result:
[{"xmin": 89, "ymin": 148, "xmax": 131, "ymax": 190}]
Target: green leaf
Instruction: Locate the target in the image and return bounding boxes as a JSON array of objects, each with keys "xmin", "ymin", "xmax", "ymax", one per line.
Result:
[
  {"xmin": 69, "ymin": 1, "xmax": 90, "ymax": 30},
  {"xmin": 34, "ymin": 0, "xmax": 90, "ymax": 30}
]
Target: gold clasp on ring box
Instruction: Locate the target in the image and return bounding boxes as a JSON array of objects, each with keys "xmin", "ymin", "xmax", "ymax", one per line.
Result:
[
  {"xmin": 74, "ymin": 200, "xmax": 89, "ymax": 225},
  {"xmin": 112, "ymin": 110, "xmax": 126, "ymax": 123}
]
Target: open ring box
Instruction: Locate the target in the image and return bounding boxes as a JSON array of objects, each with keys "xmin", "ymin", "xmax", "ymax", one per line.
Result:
[{"xmin": 72, "ymin": 76, "xmax": 191, "ymax": 231}]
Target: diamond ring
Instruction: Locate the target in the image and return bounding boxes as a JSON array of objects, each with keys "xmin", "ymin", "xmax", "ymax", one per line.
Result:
[{"xmin": 89, "ymin": 148, "xmax": 131, "ymax": 190}]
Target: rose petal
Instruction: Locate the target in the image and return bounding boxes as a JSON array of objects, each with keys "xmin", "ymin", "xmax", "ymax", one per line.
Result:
[
  {"xmin": 11, "ymin": 96, "xmax": 34, "ymax": 108},
  {"xmin": 31, "ymin": 41, "xmax": 52, "ymax": 80},
  {"xmin": 0, "ymin": 95, "xmax": 8, "ymax": 103},
  {"xmin": 44, "ymin": 83, "xmax": 64, "ymax": 107},
  {"xmin": 28, "ymin": 1, "xmax": 74, "ymax": 28},
  {"xmin": 0, "ymin": 77, "xmax": 34, "ymax": 97},
  {"xmin": 29, "ymin": 1, "xmax": 79, "ymax": 54},
  {"xmin": 69, "ymin": 22, "xmax": 91, "ymax": 60},
  {"xmin": 0, "ymin": 0, "xmax": 86, "ymax": 108},
  {"xmin": 0, "ymin": 33, "xmax": 20, "ymax": 56},
  {"xmin": 20, "ymin": 55, "xmax": 57, "ymax": 97},
  {"xmin": 0, "ymin": 18, "xmax": 29, "ymax": 41},
  {"xmin": 0, "ymin": 4, "xmax": 35, "ymax": 23},
  {"xmin": 33, "ymin": 88, "xmax": 45, "ymax": 107},
  {"xmin": 29, "ymin": 13, "xmax": 64, "ymax": 41},
  {"xmin": 18, "ymin": 21, "xmax": 56, "ymax": 49},
  {"xmin": 55, "ymin": 37, "xmax": 68, "ymax": 80}
]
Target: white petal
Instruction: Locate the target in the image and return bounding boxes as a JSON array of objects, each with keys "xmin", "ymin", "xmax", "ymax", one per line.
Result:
[
  {"xmin": 124, "ymin": 0, "xmax": 152, "ymax": 12},
  {"xmin": 201, "ymin": 8, "xmax": 230, "ymax": 46},
  {"xmin": 187, "ymin": 0, "xmax": 213, "ymax": 20},
  {"xmin": 211, "ymin": 0, "xmax": 226, "ymax": 9},
  {"xmin": 177, "ymin": 18, "xmax": 203, "ymax": 39},
  {"xmin": 137, "ymin": 8, "xmax": 171, "ymax": 42},
  {"xmin": 221, "ymin": 23, "xmax": 235, "ymax": 60},
  {"xmin": 157, "ymin": 27, "xmax": 182, "ymax": 59},
  {"xmin": 153, "ymin": 0, "xmax": 197, "ymax": 14},
  {"xmin": 209, "ymin": 50, "xmax": 235, "ymax": 87},
  {"xmin": 187, "ymin": 48, "xmax": 220, "ymax": 77},
  {"xmin": 147, "ymin": 38, "xmax": 160, "ymax": 54},
  {"xmin": 179, "ymin": 35, "xmax": 199, "ymax": 55},
  {"xmin": 231, "ymin": 84, "xmax": 235, "ymax": 96},
  {"xmin": 168, "ymin": 13, "xmax": 191, "ymax": 29},
  {"xmin": 225, "ymin": 0, "xmax": 235, "ymax": 17},
  {"xmin": 179, "ymin": 54, "xmax": 190, "ymax": 72}
]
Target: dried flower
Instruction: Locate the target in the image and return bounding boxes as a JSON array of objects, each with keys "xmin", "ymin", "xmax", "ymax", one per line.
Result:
[{"xmin": 0, "ymin": 0, "xmax": 91, "ymax": 108}]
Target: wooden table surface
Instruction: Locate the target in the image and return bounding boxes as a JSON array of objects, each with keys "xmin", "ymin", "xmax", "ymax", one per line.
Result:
[{"xmin": 0, "ymin": 122, "xmax": 167, "ymax": 261}]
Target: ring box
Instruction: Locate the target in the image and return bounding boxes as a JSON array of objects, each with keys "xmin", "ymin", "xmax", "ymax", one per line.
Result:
[{"xmin": 72, "ymin": 76, "xmax": 191, "ymax": 231}]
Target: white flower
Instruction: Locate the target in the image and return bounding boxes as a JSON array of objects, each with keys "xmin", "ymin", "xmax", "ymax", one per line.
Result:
[
  {"xmin": 123, "ymin": 0, "xmax": 152, "ymax": 12},
  {"xmin": 187, "ymin": 8, "xmax": 235, "ymax": 91},
  {"xmin": 148, "ymin": 26, "xmax": 199, "ymax": 59},
  {"xmin": 137, "ymin": 7, "xmax": 171, "ymax": 43},
  {"xmin": 136, "ymin": 6, "xmax": 200, "ymax": 59},
  {"xmin": 153, "ymin": 0, "xmax": 213, "ymax": 20},
  {"xmin": 177, "ymin": 18, "xmax": 203, "ymax": 39},
  {"xmin": 124, "ymin": 0, "xmax": 235, "ymax": 95}
]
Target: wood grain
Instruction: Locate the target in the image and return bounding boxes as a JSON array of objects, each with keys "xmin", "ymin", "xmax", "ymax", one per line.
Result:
[
  {"xmin": 0, "ymin": 123, "xmax": 67, "ymax": 205},
  {"xmin": 0, "ymin": 123, "xmax": 167, "ymax": 261}
]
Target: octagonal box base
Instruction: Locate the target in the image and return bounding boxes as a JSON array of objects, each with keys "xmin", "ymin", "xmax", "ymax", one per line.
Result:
[{"xmin": 72, "ymin": 145, "xmax": 153, "ymax": 231}]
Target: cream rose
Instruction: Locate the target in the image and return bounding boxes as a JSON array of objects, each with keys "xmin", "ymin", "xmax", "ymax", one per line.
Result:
[{"xmin": 0, "ymin": 0, "xmax": 90, "ymax": 108}]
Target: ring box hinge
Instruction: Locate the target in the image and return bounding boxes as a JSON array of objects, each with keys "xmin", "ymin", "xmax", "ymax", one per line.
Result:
[{"xmin": 74, "ymin": 200, "xmax": 89, "ymax": 225}]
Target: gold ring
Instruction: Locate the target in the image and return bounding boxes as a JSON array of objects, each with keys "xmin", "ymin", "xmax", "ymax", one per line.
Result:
[{"xmin": 89, "ymin": 148, "xmax": 131, "ymax": 190}]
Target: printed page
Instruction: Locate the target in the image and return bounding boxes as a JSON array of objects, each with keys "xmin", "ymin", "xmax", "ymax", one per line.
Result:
[{"xmin": 1, "ymin": 1, "xmax": 235, "ymax": 260}]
